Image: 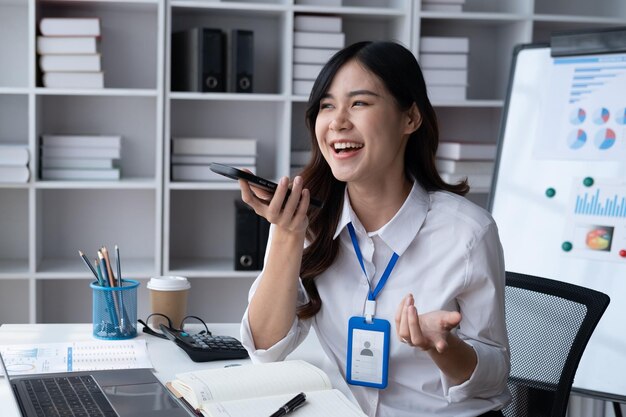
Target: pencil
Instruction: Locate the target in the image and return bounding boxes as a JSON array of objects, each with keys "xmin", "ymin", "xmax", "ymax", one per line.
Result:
[
  {"xmin": 78, "ymin": 250, "xmax": 99, "ymax": 280},
  {"xmin": 115, "ymin": 245, "xmax": 122, "ymax": 288},
  {"xmin": 94, "ymin": 257, "xmax": 106, "ymax": 287},
  {"xmin": 100, "ymin": 246, "xmax": 117, "ymax": 288},
  {"xmin": 115, "ymin": 245, "xmax": 126, "ymax": 334},
  {"xmin": 98, "ymin": 249, "xmax": 122, "ymax": 332}
]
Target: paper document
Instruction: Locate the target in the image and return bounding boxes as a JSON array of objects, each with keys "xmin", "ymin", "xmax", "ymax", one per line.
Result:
[{"xmin": 0, "ymin": 339, "xmax": 152, "ymax": 376}]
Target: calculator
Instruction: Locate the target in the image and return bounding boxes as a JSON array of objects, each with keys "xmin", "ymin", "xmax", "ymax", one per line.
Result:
[{"xmin": 159, "ymin": 324, "xmax": 249, "ymax": 362}]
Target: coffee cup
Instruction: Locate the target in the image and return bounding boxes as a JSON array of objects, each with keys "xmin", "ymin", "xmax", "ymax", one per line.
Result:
[{"xmin": 146, "ymin": 276, "xmax": 190, "ymax": 329}]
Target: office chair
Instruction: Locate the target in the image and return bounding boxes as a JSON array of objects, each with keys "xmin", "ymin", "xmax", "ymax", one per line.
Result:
[{"xmin": 502, "ymin": 271, "xmax": 610, "ymax": 417}]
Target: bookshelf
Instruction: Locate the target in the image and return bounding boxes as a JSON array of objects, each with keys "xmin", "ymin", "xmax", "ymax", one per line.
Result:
[{"xmin": 0, "ymin": 0, "xmax": 624, "ymax": 325}]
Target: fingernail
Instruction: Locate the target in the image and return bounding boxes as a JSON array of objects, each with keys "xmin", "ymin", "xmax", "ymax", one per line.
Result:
[
  {"xmin": 405, "ymin": 296, "xmax": 411, "ymax": 306},
  {"xmin": 294, "ymin": 176, "xmax": 302, "ymax": 185}
]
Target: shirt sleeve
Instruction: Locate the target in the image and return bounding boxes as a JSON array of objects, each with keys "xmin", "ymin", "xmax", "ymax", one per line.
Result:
[
  {"xmin": 441, "ymin": 221, "xmax": 511, "ymax": 403},
  {"xmin": 239, "ymin": 225, "xmax": 313, "ymax": 363},
  {"xmin": 240, "ymin": 275, "xmax": 312, "ymax": 363}
]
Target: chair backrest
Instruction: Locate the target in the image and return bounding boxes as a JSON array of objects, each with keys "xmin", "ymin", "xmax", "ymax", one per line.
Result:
[{"xmin": 502, "ymin": 271, "xmax": 610, "ymax": 417}]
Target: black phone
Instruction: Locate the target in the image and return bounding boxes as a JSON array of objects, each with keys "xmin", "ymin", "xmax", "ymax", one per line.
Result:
[{"xmin": 209, "ymin": 163, "xmax": 323, "ymax": 208}]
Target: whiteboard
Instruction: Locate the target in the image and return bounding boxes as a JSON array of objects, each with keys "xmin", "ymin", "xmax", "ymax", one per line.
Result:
[{"xmin": 490, "ymin": 44, "xmax": 626, "ymax": 400}]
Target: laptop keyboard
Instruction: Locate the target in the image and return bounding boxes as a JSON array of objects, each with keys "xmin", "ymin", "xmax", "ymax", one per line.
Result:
[{"xmin": 22, "ymin": 375, "xmax": 118, "ymax": 417}]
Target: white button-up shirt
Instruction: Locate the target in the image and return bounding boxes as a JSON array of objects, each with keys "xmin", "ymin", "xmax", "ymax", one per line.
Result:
[{"xmin": 241, "ymin": 182, "xmax": 510, "ymax": 417}]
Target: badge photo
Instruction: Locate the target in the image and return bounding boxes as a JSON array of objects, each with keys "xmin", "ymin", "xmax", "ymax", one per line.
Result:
[{"xmin": 346, "ymin": 316, "xmax": 390, "ymax": 389}]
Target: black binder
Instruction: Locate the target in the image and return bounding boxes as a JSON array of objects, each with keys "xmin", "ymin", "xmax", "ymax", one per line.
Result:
[
  {"xmin": 171, "ymin": 27, "xmax": 225, "ymax": 92},
  {"xmin": 230, "ymin": 29, "xmax": 254, "ymax": 93},
  {"xmin": 235, "ymin": 200, "xmax": 259, "ymax": 270},
  {"xmin": 234, "ymin": 200, "xmax": 270, "ymax": 270}
]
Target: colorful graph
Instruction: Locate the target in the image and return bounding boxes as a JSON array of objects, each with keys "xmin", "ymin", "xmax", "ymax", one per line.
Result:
[
  {"xmin": 593, "ymin": 107, "xmax": 610, "ymax": 124},
  {"xmin": 594, "ymin": 128, "xmax": 616, "ymax": 150},
  {"xmin": 567, "ymin": 129, "xmax": 587, "ymax": 149},
  {"xmin": 570, "ymin": 108, "xmax": 586, "ymax": 125},
  {"xmin": 616, "ymin": 108, "xmax": 626, "ymax": 125},
  {"xmin": 575, "ymin": 187, "xmax": 626, "ymax": 217},
  {"xmin": 585, "ymin": 227, "xmax": 613, "ymax": 251}
]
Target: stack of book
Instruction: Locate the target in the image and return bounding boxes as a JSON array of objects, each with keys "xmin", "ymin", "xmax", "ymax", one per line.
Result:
[
  {"xmin": 171, "ymin": 137, "xmax": 257, "ymax": 182},
  {"xmin": 38, "ymin": 17, "xmax": 103, "ymax": 89},
  {"xmin": 419, "ymin": 36, "xmax": 469, "ymax": 101},
  {"xmin": 421, "ymin": 0, "xmax": 466, "ymax": 12},
  {"xmin": 0, "ymin": 144, "xmax": 30, "ymax": 183},
  {"xmin": 293, "ymin": 15, "xmax": 344, "ymax": 96},
  {"xmin": 290, "ymin": 149, "xmax": 311, "ymax": 177},
  {"xmin": 40, "ymin": 134, "xmax": 121, "ymax": 180},
  {"xmin": 436, "ymin": 141, "xmax": 497, "ymax": 191}
]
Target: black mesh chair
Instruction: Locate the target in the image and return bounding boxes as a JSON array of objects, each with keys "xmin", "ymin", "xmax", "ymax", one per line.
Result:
[{"xmin": 502, "ymin": 271, "xmax": 610, "ymax": 417}]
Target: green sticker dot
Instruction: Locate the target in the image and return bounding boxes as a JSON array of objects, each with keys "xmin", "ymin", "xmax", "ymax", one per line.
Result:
[
  {"xmin": 545, "ymin": 188, "xmax": 556, "ymax": 198},
  {"xmin": 562, "ymin": 241, "xmax": 573, "ymax": 252},
  {"xmin": 583, "ymin": 177, "xmax": 594, "ymax": 187}
]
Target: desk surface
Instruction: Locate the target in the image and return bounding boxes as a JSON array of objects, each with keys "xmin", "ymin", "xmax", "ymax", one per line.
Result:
[{"xmin": 0, "ymin": 323, "xmax": 332, "ymax": 417}]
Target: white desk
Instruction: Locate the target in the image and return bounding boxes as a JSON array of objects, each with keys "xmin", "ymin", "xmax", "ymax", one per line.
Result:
[{"xmin": 0, "ymin": 323, "xmax": 335, "ymax": 417}]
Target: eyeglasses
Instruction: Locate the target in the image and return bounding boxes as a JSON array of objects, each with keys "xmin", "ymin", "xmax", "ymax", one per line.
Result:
[{"xmin": 137, "ymin": 313, "xmax": 211, "ymax": 339}]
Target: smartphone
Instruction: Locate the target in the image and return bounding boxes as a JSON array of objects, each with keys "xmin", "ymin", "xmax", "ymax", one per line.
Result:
[{"xmin": 209, "ymin": 163, "xmax": 323, "ymax": 208}]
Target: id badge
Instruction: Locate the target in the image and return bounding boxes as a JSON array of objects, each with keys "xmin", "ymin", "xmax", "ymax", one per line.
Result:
[{"xmin": 346, "ymin": 316, "xmax": 390, "ymax": 389}]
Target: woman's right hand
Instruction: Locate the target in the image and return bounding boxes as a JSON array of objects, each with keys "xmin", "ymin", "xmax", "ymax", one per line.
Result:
[{"xmin": 239, "ymin": 174, "xmax": 311, "ymax": 236}]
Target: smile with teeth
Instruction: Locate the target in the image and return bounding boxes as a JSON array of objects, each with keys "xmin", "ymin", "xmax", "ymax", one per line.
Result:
[{"xmin": 333, "ymin": 142, "xmax": 364, "ymax": 153}]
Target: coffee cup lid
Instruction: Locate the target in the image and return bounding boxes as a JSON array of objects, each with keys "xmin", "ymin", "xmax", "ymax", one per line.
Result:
[{"xmin": 147, "ymin": 276, "xmax": 190, "ymax": 291}]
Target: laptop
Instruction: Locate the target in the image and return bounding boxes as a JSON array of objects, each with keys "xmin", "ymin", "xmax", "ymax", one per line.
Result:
[{"xmin": 1, "ymin": 351, "xmax": 191, "ymax": 417}]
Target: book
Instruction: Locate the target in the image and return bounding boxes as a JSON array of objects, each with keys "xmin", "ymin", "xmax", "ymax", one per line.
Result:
[
  {"xmin": 0, "ymin": 166, "xmax": 30, "ymax": 183},
  {"xmin": 422, "ymin": 3, "xmax": 463, "ymax": 12},
  {"xmin": 41, "ymin": 168, "xmax": 120, "ymax": 181},
  {"xmin": 171, "ymin": 155, "xmax": 256, "ymax": 165},
  {"xmin": 293, "ymin": 63, "xmax": 324, "ymax": 80},
  {"xmin": 39, "ymin": 54, "xmax": 101, "ymax": 72},
  {"xmin": 418, "ymin": 53, "xmax": 468, "ymax": 69},
  {"xmin": 171, "ymin": 138, "xmax": 257, "ymax": 156},
  {"xmin": 295, "ymin": 0, "xmax": 342, "ymax": 5},
  {"xmin": 440, "ymin": 172, "xmax": 492, "ymax": 189},
  {"xmin": 293, "ymin": 47, "xmax": 339, "ymax": 64},
  {"xmin": 422, "ymin": 69, "xmax": 467, "ymax": 85},
  {"xmin": 419, "ymin": 36, "xmax": 469, "ymax": 53},
  {"xmin": 42, "ymin": 72, "xmax": 104, "ymax": 89},
  {"xmin": 41, "ymin": 134, "xmax": 121, "ymax": 148},
  {"xmin": 294, "ymin": 15, "xmax": 342, "ymax": 33},
  {"xmin": 294, "ymin": 31, "xmax": 346, "ymax": 49},
  {"xmin": 172, "ymin": 164, "xmax": 256, "ymax": 182},
  {"xmin": 39, "ymin": 18, "xmax": 101, "ymax": 37},
  {"xmin": 41, "ymin": 146, "xmax": 120, "ymax": 159},
  {"xmin": 0, "ymin": 144, "xmax": 29, "ymax": 166},
  {"xmin": 437, "ymin": 141, "xmax": 497, "ymax": 160},
  {"xmin": 167, "ymin": 360, "xmax": 366, "ymax": 417},
  {"xmin": 41, "ymin": 157, "xmax": 116, "ymax": 169},
  {"xmin": 428, "ymin": 85, "xmax": 466, "ymax": 101},
  {"xmin": 37, "ymin": 36, "xmax": 99, "ymax": 55},
  {"xmin": 293, "ymin": 79, "xmax": 315, "ymax": 96},
  {"xmin": 436, "ymin": 158, "xmax": 495, "ymax": 175}
]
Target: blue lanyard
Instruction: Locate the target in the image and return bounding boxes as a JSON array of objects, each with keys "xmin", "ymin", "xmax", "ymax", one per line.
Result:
[{"xmin": 347, "ymin": 222, "xmax": 399, "ymax": 301}]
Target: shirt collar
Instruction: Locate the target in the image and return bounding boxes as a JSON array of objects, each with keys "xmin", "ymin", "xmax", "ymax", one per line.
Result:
[{"xmin": 333, "ymin": 181, "xmax": 431, "ymax": 255}]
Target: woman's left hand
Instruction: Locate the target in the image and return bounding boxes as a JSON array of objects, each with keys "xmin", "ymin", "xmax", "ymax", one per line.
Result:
[{"xmin": 394, "ymin": 293, "xmax": 462, "ymax": 353}]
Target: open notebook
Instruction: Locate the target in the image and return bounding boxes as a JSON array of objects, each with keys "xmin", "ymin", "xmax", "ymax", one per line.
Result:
[{"xmin": 167, "ymin": 359, "xmax": 366, "ymax": 417}]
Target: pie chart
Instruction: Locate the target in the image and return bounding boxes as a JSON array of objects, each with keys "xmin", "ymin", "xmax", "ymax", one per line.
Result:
[
  {"xmin": 616, "ymin": 108, "xmax": 626, "ymax": 125},
  {"xmin": 567, "ymin": 129, "xmax": 587, "ymax": 149},
  {"xmin": 570, "ymin": 108, "xmax": 586, "ymax": 125},
  {"xmin": 594, "ymin": 128, "xmax": 616, "ymax": 150},
  {"xmin": 593, "ymin": 107, "xmax": 610, "ymax": 124}
]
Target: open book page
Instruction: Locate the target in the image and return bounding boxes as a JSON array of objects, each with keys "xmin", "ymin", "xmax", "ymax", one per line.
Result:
[
  {"xmin": 171, "ymin": 360, "xmax": 332, "ymax": 410},
  {"xmin": 200, "ymin": 389, "xmax": 366, "ymax": 417}
]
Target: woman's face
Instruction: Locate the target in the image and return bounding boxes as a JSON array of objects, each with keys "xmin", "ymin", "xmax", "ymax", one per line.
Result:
[{"xmin": 315, "ymin": 60, "xmax": 416, "ymax": 187}]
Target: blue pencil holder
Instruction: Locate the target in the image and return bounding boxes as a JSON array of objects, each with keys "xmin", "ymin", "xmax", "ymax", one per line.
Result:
[{"xmin": 91, "ymin": 279, "xmax": 139, "ymax": 340}]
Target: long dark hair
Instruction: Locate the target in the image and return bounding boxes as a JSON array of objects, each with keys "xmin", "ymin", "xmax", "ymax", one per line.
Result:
[{"xmin": 296, "ymin": 41, "xmax": 469, "ymax": 319}]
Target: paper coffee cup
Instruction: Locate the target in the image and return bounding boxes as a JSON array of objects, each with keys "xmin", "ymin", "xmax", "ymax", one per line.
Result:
[{"xmin": 147, "ymin": 276, "xmax": 190, "ymax": 329}]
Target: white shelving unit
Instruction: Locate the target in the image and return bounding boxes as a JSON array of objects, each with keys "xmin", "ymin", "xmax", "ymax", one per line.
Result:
[{"xmin": 0, "ymin": 0, "xmax": 624, "ymax": 324}]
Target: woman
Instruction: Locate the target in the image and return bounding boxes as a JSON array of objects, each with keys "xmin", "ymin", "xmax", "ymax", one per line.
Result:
[{"xmin": 238, "ymin": 41, "xmax": 510, "ymax": 417}]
